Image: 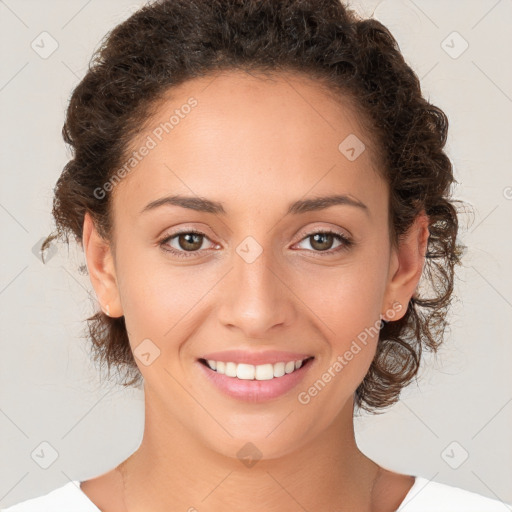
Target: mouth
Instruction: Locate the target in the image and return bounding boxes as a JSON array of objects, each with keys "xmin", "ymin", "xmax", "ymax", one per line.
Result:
[
  {"xmin": 196, "ymin": 355, "xmax": 315, "ymax": 402},
  {"xmin": 198, "ymin": 356, "xmax": 315, "ymax": 380}
]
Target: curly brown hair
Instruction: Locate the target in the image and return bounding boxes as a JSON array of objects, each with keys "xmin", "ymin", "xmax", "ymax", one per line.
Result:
[{"xmin": 42, "ymin": 0, "xmax": 469, "ymax": 413}]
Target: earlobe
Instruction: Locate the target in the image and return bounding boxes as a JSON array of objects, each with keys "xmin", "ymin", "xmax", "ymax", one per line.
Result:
[
  {"xmin": 382, "ymin": 211, "xmax": 430, "ymax": 322},
  {"xmin": 82, "ymin": 212, "xmax": 122, "ymax": 317}
]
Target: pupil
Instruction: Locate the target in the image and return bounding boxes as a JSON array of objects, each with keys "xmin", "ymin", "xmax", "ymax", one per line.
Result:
[
  {"xmin": 180, "ymin": 233, "xmax": 202, "ymax": 251},
  {"xmin": 312, "ymin": 233, "xmax": 333, "ymax": 251}
]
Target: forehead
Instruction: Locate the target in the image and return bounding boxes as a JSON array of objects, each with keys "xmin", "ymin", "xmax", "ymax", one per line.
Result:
[{"xmin": 111, "ymin": 69, "xmax": 386, "ymax": 220}]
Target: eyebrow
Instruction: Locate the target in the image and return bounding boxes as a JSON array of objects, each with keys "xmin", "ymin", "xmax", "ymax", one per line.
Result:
[{"xmin": 140, "ymin": 193, "xmax": 370, "ymax": 217}]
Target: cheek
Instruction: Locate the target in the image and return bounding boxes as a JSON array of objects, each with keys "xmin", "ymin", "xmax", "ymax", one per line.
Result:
[
  {"xmin": 115, "ymin": 250, "xmax": 216, "ymax": 351},
  {"xmin": 294, "ymin": 262, "xmax": 385, "ymax": 341},
  {"xmin": 290, "ymin": 255, "xmax": 387, "ymax": 388},
  {"xmin": 294, "ymin": 271, "xmax": 381, "ymax": 411}
]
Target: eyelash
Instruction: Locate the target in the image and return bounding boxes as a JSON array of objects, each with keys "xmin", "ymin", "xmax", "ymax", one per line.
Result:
[{"xmin": 158, "ymin": 228, "xmax": 353, "ymax": 259}]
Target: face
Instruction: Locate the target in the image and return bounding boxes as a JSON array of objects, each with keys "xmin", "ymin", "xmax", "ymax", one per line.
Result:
[{"xmin": 83, "ymin": 69, "xmax": 428, "ymax": 461}]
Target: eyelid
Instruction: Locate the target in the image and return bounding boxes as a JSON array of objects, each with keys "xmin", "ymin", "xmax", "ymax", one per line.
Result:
[
  {"xmin": 159, "ymin": 229, "xmax": 218, "ymax": 254},
  {"xmin": 158, "ymin": 225, "xmax": 354, "ymax": 258},
  {"xmin": 294, "ymin": 224, "xmax": 351, "ymax": 241},
  {"xmin": 291, "ymin": 227, "xmax": 353, "ymax": 255}
]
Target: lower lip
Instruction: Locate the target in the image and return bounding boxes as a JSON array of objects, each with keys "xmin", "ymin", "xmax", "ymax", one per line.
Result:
[{"xmin": 196, "ymin": 358, "xmax": 314, "ymax": 403}]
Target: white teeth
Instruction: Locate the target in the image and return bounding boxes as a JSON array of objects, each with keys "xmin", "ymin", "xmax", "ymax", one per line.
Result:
[
  {"xmin": 225, "ymin": 362, "xmax": 237, "ymax": 377},
  {"xmin": 274, "ymin": 362, "xmax": 285, "ymax": 377},
  {"xmin": 236, "ymin": 363, "xmax": 255, "ymax": 380},
  {"xmin": 255, "ymin": 363, "xmax": 274, "ymax": 380},
  {"xmin": 205, "ymin": 358, "xmax": 310, "ymax": 380},
  {"xmin": 285, "ymin": 361, "xmax": 295, "ymax": 374}
]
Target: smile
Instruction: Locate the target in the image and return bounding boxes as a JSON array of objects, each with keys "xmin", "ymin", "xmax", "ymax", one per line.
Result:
[
  {"xmin": 197, "ymin": 356, "xmax": 315, "ymax": 402},
  {"xmin": 199, "ymin": 357, "xmax": 314, "ymax": 380}
]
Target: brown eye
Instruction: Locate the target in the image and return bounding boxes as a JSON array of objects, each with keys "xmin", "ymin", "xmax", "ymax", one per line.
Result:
[
  {"xmin": 309, "ymin": 232, "xmax": 335, "ymax": 251},
  {"xmin": 159, "ymin": 230, "xmax": 215, "ymax": 258},
  {"xmin": 177, "ymin": 233, "xmax": 204, "ymax": 252},
  {"xmin": 294, "ymin": 229, "xmax": 353, "ymax": 256}
]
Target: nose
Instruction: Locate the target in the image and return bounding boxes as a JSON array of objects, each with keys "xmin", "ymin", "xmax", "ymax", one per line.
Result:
[{"xmin": 216, "ymin": 245, "xmax": 297, "ymax": 339}]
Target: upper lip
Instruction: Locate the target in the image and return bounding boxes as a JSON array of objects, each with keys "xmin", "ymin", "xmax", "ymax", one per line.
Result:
[{"xmin": 200, "ymin": 350, "xmax": 313, "ymax": 366}]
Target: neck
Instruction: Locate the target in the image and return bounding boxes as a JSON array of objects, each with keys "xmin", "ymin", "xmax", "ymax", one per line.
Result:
[{"xmin": 117, "ymin": 390, "xmax": 381, "ymax": 512}]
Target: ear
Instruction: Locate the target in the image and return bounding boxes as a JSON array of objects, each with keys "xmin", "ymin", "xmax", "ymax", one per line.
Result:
[
  {"xmin": 82, "ymin": 212, "xmax": 123, "ymax": 318},
  {"xmin": 381, "ymin": 210, "xmax": 430, "ymax": 322}
]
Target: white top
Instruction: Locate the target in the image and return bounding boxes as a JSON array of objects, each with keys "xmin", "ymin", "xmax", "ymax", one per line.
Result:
[{"xmin": 1, "ymin": 476, "xmax": 510, "ymax": 511}]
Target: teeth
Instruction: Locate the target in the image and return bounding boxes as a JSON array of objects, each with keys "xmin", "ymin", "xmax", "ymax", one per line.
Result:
[
  {"xmin": 225, "ymin": 362, "xmax": 237, "ymax": 377},
  {"xmin": 237, "ymin": 363, "xmax": 255, "ymax": 380},
  {"xmin": 204, "ymin": 358, "xmax": 309, "ymax": 380}
]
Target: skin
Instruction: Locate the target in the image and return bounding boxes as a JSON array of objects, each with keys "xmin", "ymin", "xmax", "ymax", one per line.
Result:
[{"xmin": 80, "ymin": 69, "xmax": 429, "ymax": 511}]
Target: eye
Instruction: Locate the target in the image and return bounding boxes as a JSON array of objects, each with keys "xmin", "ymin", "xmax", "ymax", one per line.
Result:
[
  {"xmin": 158, "ymin": 228, "xmax": 354, "ymax": 259},
  {"xmin": 293, "ymin": 229, "xmax": 353, "ymax": 255},
  {"xmin": 158, "ymin": 230, "xmax": 217, "ymax": 258}
]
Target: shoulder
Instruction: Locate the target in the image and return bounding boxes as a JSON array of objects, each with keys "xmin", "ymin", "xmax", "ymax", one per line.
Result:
[
  {"xmin": 399, "ymin": 476, "xmax": 512, "ymax": 511},
  {"xmin": 0, "ymin": 481, "xmax": 100, "ymax": 512}
]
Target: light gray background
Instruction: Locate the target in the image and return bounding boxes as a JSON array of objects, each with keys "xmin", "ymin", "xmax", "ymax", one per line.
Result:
[{"xmin": 1, "ymin": 0, "xmax": 511, "ymax": 508}]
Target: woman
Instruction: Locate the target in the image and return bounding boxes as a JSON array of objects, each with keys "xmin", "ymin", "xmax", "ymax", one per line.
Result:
[{"xmin": 3, "ymin": 0, "xmax": 509, "ymax": 510}]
